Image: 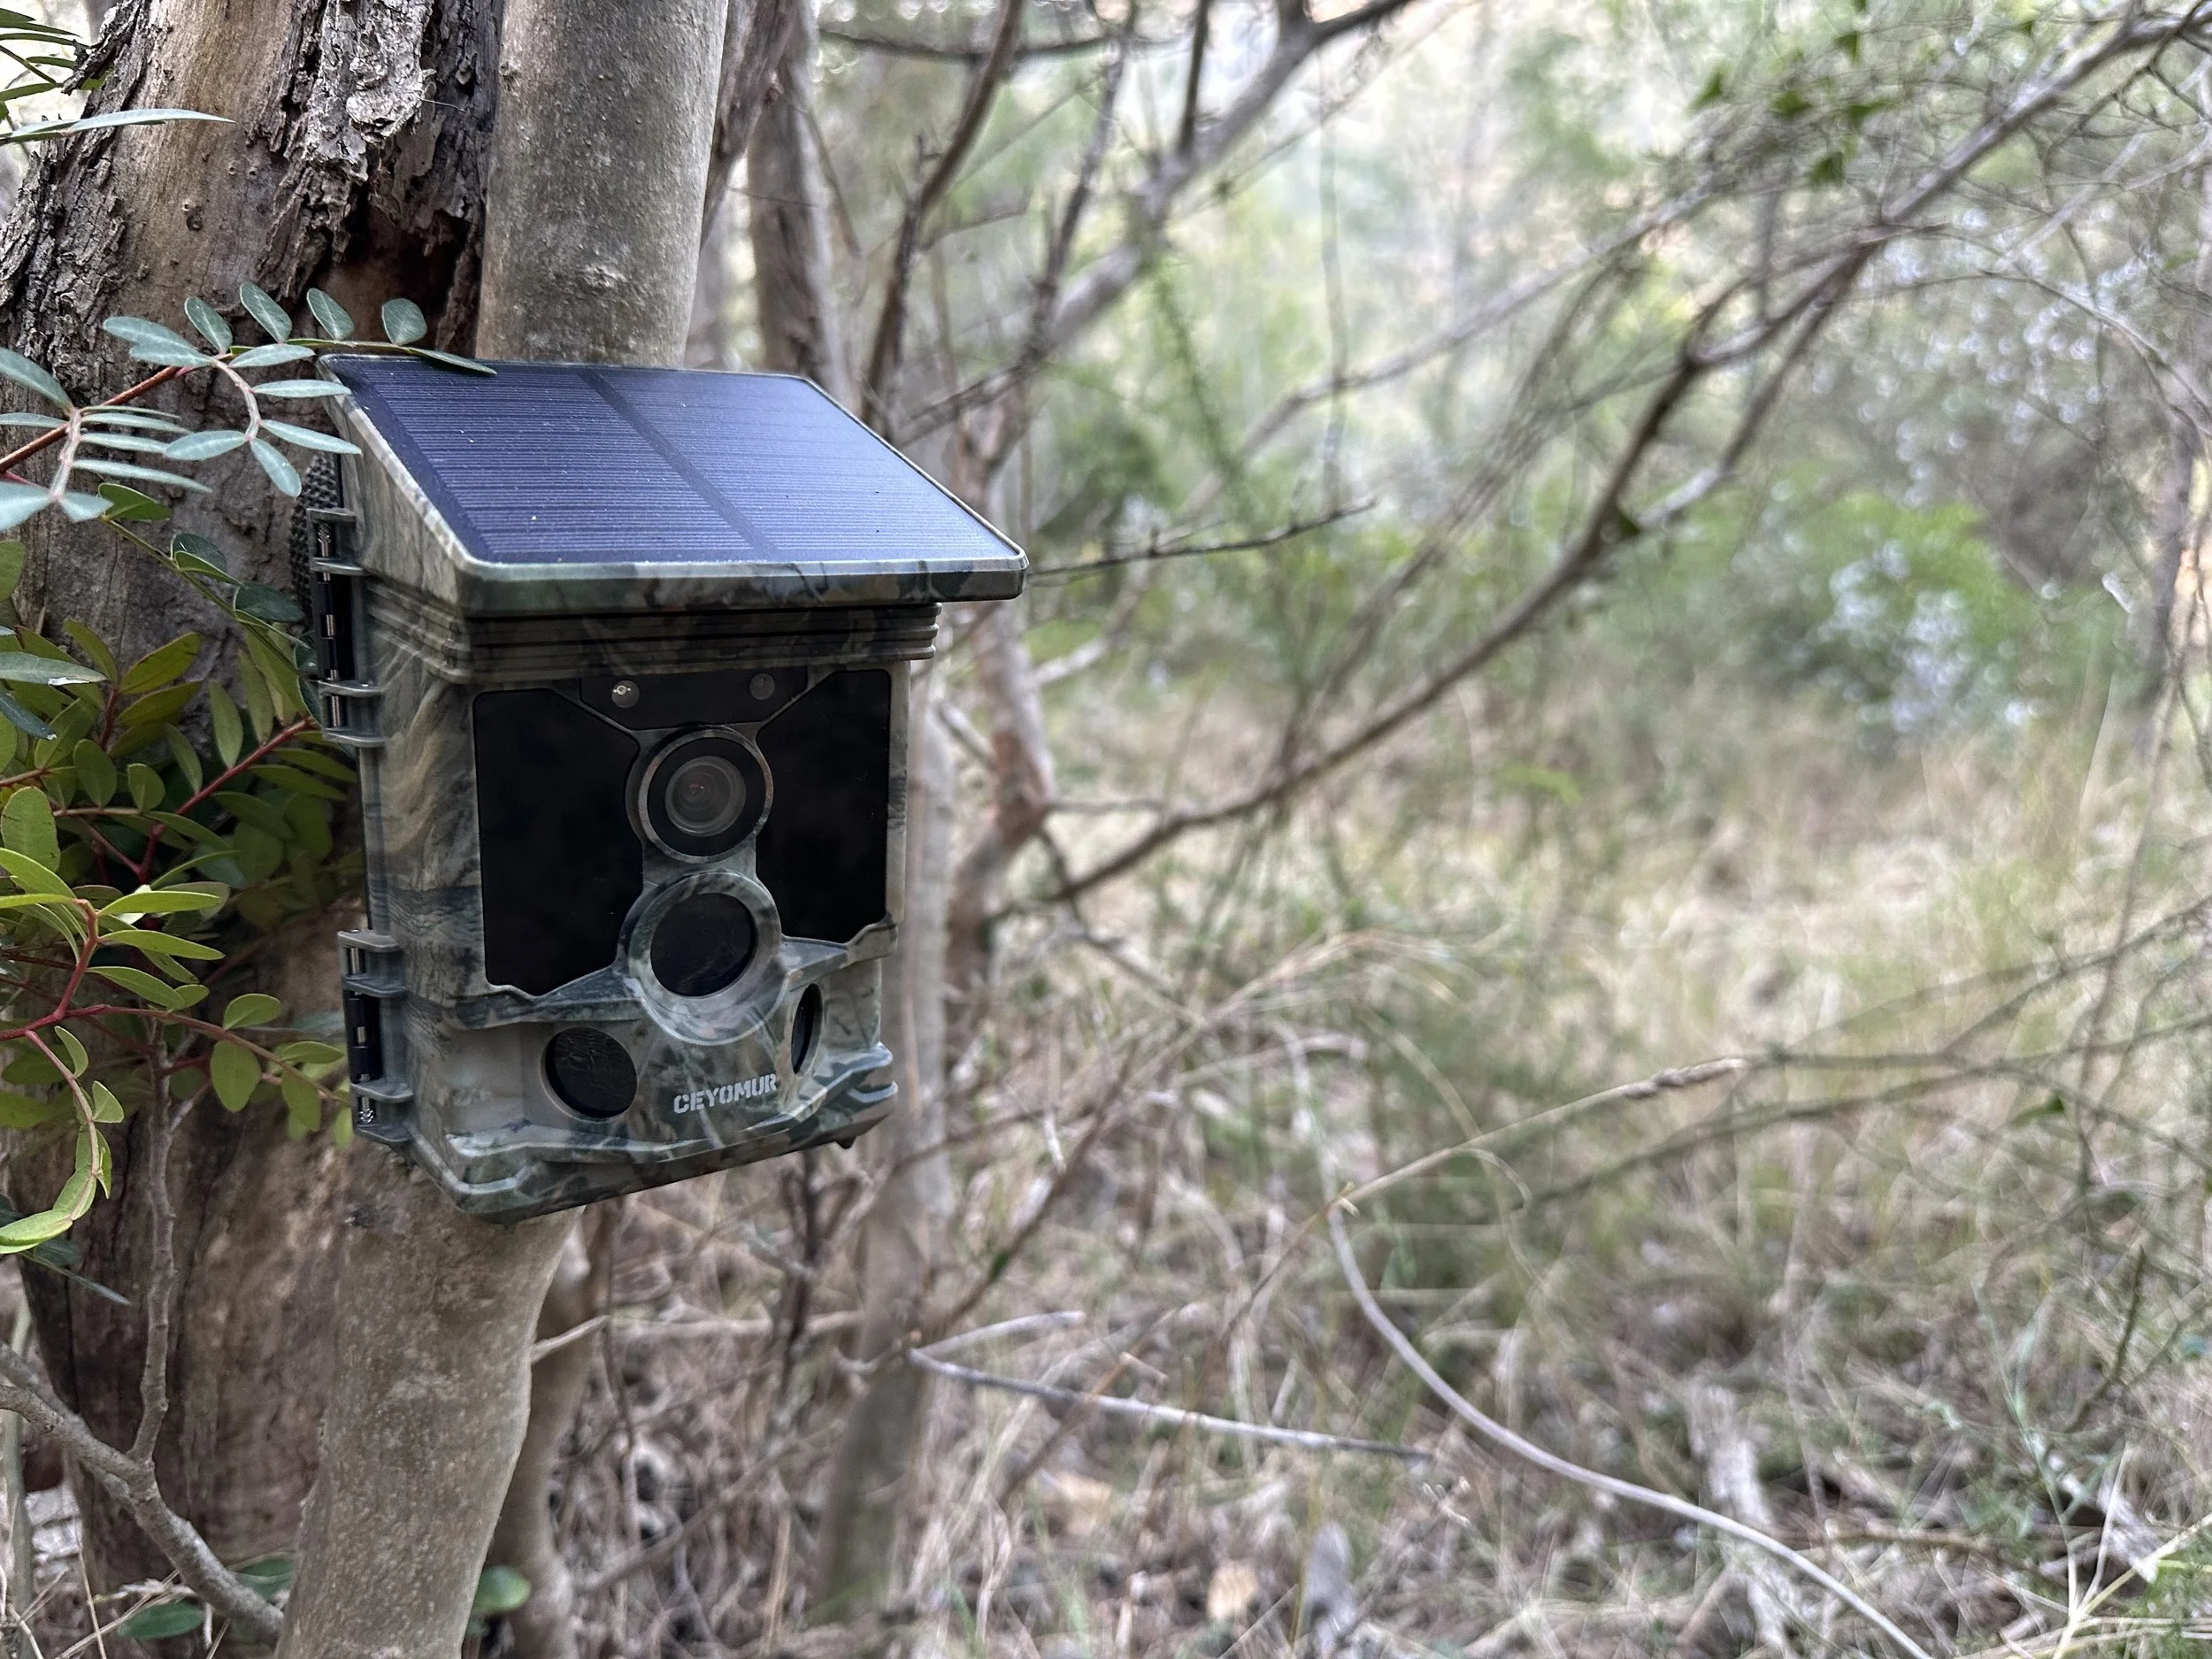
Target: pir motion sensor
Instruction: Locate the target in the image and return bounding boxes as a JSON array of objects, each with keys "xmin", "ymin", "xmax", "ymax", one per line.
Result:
[{"xmin": 307, "ymin": 355, "xmax": 1025, "ymax": 1221}]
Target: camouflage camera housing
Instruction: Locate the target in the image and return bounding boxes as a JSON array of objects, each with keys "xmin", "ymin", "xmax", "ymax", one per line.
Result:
[{"xmin": 305, "ymin": 357, "xmax": 1025, "ymax": 1221}]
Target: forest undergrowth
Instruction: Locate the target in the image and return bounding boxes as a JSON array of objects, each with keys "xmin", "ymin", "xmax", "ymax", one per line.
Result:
[{"xmin": 12, "ymin": 660, "xmax": 2208, "ymax": 1659}]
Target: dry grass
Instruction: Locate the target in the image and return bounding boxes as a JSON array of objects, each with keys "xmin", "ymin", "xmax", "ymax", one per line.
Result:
[{"xmin": 18, "ymin": 668, "xmax": 2212, "ymax": 1659}]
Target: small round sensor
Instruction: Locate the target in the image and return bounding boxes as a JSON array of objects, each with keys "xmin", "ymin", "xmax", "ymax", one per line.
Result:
[{"xmin": 545, "ymin": 1028, "xmax": 636, "ymax": 1119}]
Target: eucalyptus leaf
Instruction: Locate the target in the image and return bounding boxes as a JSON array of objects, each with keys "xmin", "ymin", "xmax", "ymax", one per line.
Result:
[
  {"xmin": 162, "ymin": 429, "xmax": 249, "ymax": 462},
  {"xmin": 259, "ymin": 419, "xmax": 360, "ymax": 455},
  {"xmin": 249, "ymin": 439, "xmax": 300, "ymax": 496},
  {"xmin": 250, "ymin": 380, "xmax": 346, "ymax": 400},
  {"xmin": 238, "ymin": 283, "xmax": 293, "ymax": 344},
  {"xmin": 407, "ymin": 347, "xmax": 496, "ymax": 376},
  {"xmin": 102, "ymin": 316, "xmax": 195, "ymax": 353},
  {"xmin": 184, "ymin": 296, "xmax": 231, "ymax": 352},
  {"xmin": 305, "ymin": 288, "xmax": 354, "ymax": 341},
  {"xmin": 0, "ymin": 484, "xmax": 49, "ymax": 531},
  {"xmin": 230, "ymin": 343, "xmax": 312, "ymax": 368},
  {"xmin": 0, "ymin": 348, "xmax": 65, "ymax": 408},
  {"xmin": 72, "ymin": 458, "xmax": 211, "ymax": 493},
  {"xmin": 93, "ymin": 482, "xmax": 168, "ymax": 523},
  {"xmin": 117, "ymin": 1602, "xmax": 204, "ymax": 1641},
  {"xmin": 380, "ymin": 297, "xmax": 428, "ymax": 345}
]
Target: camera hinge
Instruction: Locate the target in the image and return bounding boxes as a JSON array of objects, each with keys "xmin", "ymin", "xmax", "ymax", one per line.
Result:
[{"xmin": 338, "ymin": 927, "xmax": 412, "ymax": 1146}]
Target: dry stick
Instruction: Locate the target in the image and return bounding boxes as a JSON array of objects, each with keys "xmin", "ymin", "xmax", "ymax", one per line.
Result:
[
  {"xmin": 0, "ymin": 1347, "xmax": 279, "ymax": 1644},
  {"xmin": 908, "ymin": 1347, "xmax": 1426, "ymax": 1463},
  {"xmin": 1325, "ymin": 1207, "xmax": 1934, "ymax": 1659}
]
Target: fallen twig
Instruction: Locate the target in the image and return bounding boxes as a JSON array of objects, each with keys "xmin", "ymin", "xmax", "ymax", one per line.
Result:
[{"xmin": 909, "ymin": 1345, "xmax": 1427, "ymax": 1462}]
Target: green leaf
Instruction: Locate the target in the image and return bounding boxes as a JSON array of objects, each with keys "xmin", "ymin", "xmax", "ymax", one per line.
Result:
[
  {"xmin": 239, "ymin": 283, "xmax": 292, "ymax": 343},
  {"xmin": 2, "ymin": 789, "xmax": 58, "ymax": 871},
  {"xmin": 1691, "ymin": 65, "xmax": 1727, "ymax": 110},
  {"xmin": 0, "ymin": 348, "xmax": 65, "ymax": 408},
  {"xmin": 100, "ymin": 886, "xmax": 224, "ymax": 919},
  {"xmin": 305, "ymin": 288, "xmax": 354, "ymax": 341},
  {"xmin": 161, "ymin": 728, "xmax": 203, "ymax": 793},
  {"xmin": 102, "ymin": 315, "xmax": 196, "ymax": 355},
  {"xmin": 234, "ymin": 582, "xmax": 303, "ymax": 624},
  {"xmin": 380, "ymin": 298, "xmax": 428, "ymax": 346},
  {"xmin": 88, "ymin": 964, "xmax": 195, "ymax": 1010},
  {"xmin": 1808, "ymin": 150, "xmax": 1847, "ymax": 187},
  {"xmin": 231, "ymin": 343, "xmax": 312, "ymax": 369},
  {"xmin": 250, "ymin": 380, "xmax": 344, "ymax": 401},
  {"xmin": 259, "ymin": 419, "xmax": 359, "ymax": 456},
  {"xmin": 208, "ymin": 682, "xmax": 242, "ymax": 767},
  {"xmin": 210, "ymin": 1040, "xmax": 260, "ymax": 1111},
  {"xmin": 169, "ymin": 532, "xmax": 233, "ymax": 582},
  {"xmin": 103, "ymin": 927, "xmax": 222, "ymax": 961},
  {"xmin": 79, "ymin": 409, "xmax": 186, "ymax": 433},
  {"xmin": 73, "ymin": 458, "xmax": 210, "ymax": 493},
  {"xmin": 408, "ymin": 347, "xmax": 495, "ymax": 376},
  {"xmin": 88, "ymin": 1082, "xmax": 123, "ymax": 1125},
  {"xmin": 119, "ymin": 682, "xmax": 198, "ymax": 731},
  {"xmin": 250, "ymin": 439, "xmax": 300, "ymax": 496},
  {"xmin": 161, "ymin": 429, "xmax": 249, "ymax": 462},
  {"xmin": 0, "ymin": 653, "xmax": 102, "ymax": 687},
  {"xmin": 51, "ymin": 1029, "xmax": 84, "ymax": 1076},
  {"xmin": 0, "ymin": 694, "xmax": 53, "ymax": 742},
  {"xmin": 222, "ymin": 993, "xmax": 282, "ymax": 1029},
  {"xmin": 126, "ymin": 763, "xmax": 164, "ymax": 812},
  {"xmin": 73, "ymin": 740, "xmax": 115, "ymax": 806},
  {"xmin": 61, "ymin": 622, "xmax": 113, "ymax": 680},
  {"xmin": 183, "ymin": 296, "xmax": 231, "ymax": 352},
  {"xmin": 0, "ymin": 1204, "xmax": 73, "ymax": 1250},
  {"xmin": 280, "ymin": 1070, "xmax": 320, "ymax": 1136},
  {"xmin": 0, "ymin": 541, "xmax": 24, "ymax": 604},
  {"xmin": 0, "ymin": 1092, "xmax": 62, "ymax": 1128},
  {"xmin": 0, "ymin": 848, "xmax": 68, "ymax": 899},
  {"xmin": 1769, "ymin": 86, "xmax": 1811, "ymax": 119},
  {"xmin": 93, "ymin": 482, "xmax": 168, "ymax": 522},
  {"xmin": 239, "ymin": 655, "xmax": 276, "ymax": 740},
  {"xmin": 275, "ymin": 1041, "xmax": 343, "ymax": 1066},
  {"xmin": 122, "ymin": 634, "xmax": 203, "ymax": 695},
  {"xmin": 0, "ymin": 485, "xmax": 50, "ymax": 532},
  {"xmin": 0, "ymin": 415, "xmax": 60, "ymax": 430},
  {"xmin": 472, "ymin": 1567, "xmax": 532, "ymax": 1617},
  {"xmin": 118, "ymin": 1601, "xmax": 204, "ymax": 1640},
  {"xmin": 234, "ymin": 1556, "xmax": 294, "ymax": 1598}
]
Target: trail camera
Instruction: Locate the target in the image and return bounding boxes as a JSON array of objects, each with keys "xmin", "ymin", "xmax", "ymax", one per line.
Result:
[{"xmin": 303, "ymin": 358, "xmax": 1024, "ymax": 1220}]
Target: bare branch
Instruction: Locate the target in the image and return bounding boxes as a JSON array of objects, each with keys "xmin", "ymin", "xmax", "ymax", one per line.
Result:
[
  {"xmin": 0, "ymin": 1346, "xmax": 280, "ymax": 1645},
  {"xmin": 861, "ymin": 0, "xmax": 1029, "ymax": 430}
]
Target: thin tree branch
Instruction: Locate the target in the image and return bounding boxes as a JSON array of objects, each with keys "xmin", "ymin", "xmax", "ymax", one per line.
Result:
[
  {"xmin": 0, "ymin": 1347, "xmax": 280, "ymax": 1644},
  {"xmin": 860, "ymin": 0, "xmax": 1029, "ymax": 431}
]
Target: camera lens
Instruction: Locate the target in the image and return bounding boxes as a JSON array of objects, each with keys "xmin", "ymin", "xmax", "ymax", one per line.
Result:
[
  {"xmin": 649, "ymin": 892, "xmax": 757, "ymax": 997},
  {"xmin": 545, "ymin": 1028, "xmax": 636, "ymax": 1119},
  {"xmin": 665, "ymin": 755, "xmax": 745, "ymax": 838},
  {"xmin": 641, "ymin": 732, "xmax": 769, "ymax": 859}
]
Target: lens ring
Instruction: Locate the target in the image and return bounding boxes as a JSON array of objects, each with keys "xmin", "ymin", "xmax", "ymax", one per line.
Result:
[{"xmin": 640, "ymin": 732, "xmax": 769, "ymax": 859}]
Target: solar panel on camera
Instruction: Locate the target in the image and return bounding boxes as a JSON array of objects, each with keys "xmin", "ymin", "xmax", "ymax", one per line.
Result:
[{"xmin": 328, "ymin": 357, "xmax": 1015, "ymax": 569}]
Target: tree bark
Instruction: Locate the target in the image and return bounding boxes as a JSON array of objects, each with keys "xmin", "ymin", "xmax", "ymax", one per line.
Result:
[
  {"xmin": 0, "ymin": 0, "xmax": 495, "ymax": 1626},
  {"xmin": 274, "ymin": 4, "xmax": 732, "ymax": 1652},
  {"xmin": 747, "ymin": 0, "xmax": 845, "ymax": 397}
]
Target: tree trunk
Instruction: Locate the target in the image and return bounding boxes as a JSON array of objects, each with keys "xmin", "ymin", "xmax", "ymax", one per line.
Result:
[
  {"xmin": 747, "ymin": 0, "xmax": 844, "ymax": 397},
  {"xmin": 812, "ymin": 682, "xmax": 954, "ymax": 1617},
  {"xmin": 273, "ymin": 3, "xmax": 732, "ymax": 1652},
  {"xmin": 0, "ymin": 0, "xmax": 495, "ymax": 1621}
]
